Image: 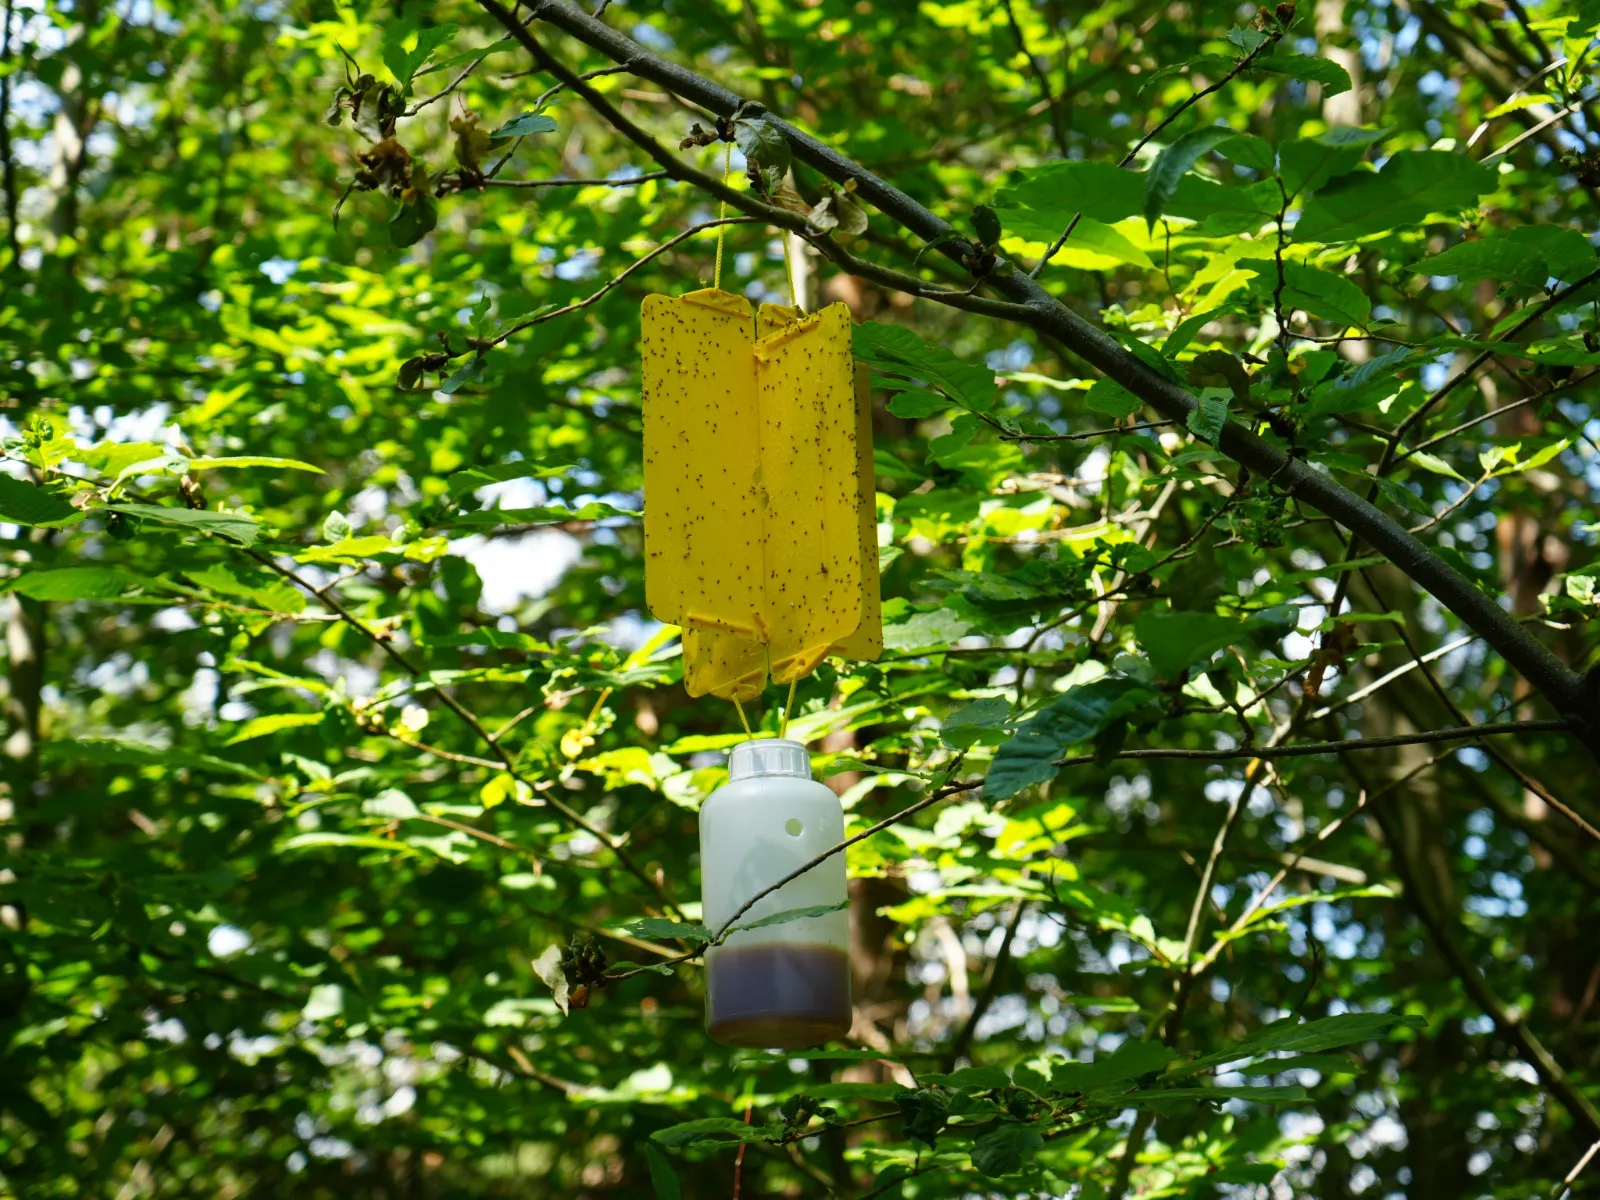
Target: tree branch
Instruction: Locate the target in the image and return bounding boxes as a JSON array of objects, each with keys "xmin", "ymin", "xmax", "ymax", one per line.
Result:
[{"xmin": 487, "ymin": 0, "xmax": 1599, "ymax": 759}]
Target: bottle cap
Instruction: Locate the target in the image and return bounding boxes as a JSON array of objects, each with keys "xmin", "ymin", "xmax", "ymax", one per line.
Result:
[{"xmin": 728, "ymin": 738, "xmax": 812, "ymax": 782}]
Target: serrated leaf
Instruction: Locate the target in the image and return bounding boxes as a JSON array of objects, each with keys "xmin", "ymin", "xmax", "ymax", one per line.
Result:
[
  {"xmin": 725, "ymin": 899, "xmax": 847, "ymax": 935},
  {"xmin": 920, "ymin": 1066, "xmax": 1011, "ymax": 1090},
  {"xmin": 1145, "ymin": 125, "xmax": 1238, "ymax": 229},
  {"xmin": 650, "ymin": 1117, "xmax": 769, "ymax": 1148},
  {"xmin": 985, "ymin": 678, "xmax": 1153, "ymax": 799},
  {"xmin": 1238, "ymin": 258, "xmax": 1371, "ymax": 328},
  {"xmin": 1294, "ymin": 151, "xmax": 1497, "ymax": 243},
  {"xmin": 1257, "ymin": 54, "xmax": 1351, "ymax": 96},
  {"xmin": 1279, "ymin": 126, "xmax": 1389, "ymax": 199},
  {"xmin": 101, "ymin": 503, "xmax": 261, "ymax": 546},
  {"xmin": 887, "ymin": 389, "xmax": 950, "ymax": 418},
  {"xmin": 490, "ymin": 111, "xmax": 559, "ymax": 139},
  {"xmin": 1186, "ymin": 391, "xmax": 1230, "ymax": 444},
  {"xmin": 1085, "ymin": 377, "xmax": 1142, "ymax": 418},
  {"xmin": 733, "ymin": 113, "xmax": 791, "ymax": 185},
  {"xmin": 970, "ymin": 1122, "xmax": 1042, "ymax": 1177},
  {"xmin": 854, "ymin": 323, "xmax": 997, "ymax": 413},
  {"xmin": 1052, "ymin": 1040, "xmax": 1177, "ymax": 1094},
  {"xmin": 623, "ymin": 918, "xmax": 712, "ymax": 944},
  {"xmin": 8, "ymin": 567, "xmax": 148, "ymax": 601},
  {"xmin": 0, "ymin": 477, "xmax": 82, "ymax": 527}
]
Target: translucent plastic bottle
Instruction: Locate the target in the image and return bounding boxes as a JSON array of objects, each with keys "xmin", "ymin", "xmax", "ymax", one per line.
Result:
[{"xmin": 699, "ymin": 738, "xmax": 852, "ymax": 1048}]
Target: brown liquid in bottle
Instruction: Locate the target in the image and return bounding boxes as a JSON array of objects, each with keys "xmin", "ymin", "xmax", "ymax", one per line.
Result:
[{"xmin": 706, "ymin": 943, "xmax": 852, "ymax": 1048}]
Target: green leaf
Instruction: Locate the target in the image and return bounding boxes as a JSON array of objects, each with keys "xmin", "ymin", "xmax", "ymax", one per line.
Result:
[
  {"xmin": 1172, "ymin": 1012, "xmax": 1426, "ymax": 1077},
  {"xmin": 886, "ymin": 389, "xmax": 950, "ymax": 418},
  {"xmin": 1216, "ymin": 133, "xmax": 1275, "ymax": 174},
  {"xmin": 8, "ymin": 567, "xmax": 147, "ymax": 601},
  {"xmin": 998, "ymin": 161, "xmax": 1144, "ymax": 225},
  {"xmin": 972, "ymin": 203, "xmax": 1001, "ymax": 246},
  {"xmin": 1279, "ymin": 126, "xmax": 1388, "ymax": 199},
  {"xmin": 942, "ymin": 696, "xmax": 1011, "ymax": 747},
  {"xmin": 48, "ymin": 737, "xmax": 264, "ymax": 780},
  {"xmin": 226, "ymin": 712, "xmax": 324, "ymax": 744},
  {"xmin": 0, "ymin": 477, "xmax": 82, "ymax": 527},
  {"xmin": 650, "ymin": 1117, "xmax": 769, "ymax": 1148},
  {"xmin": 1293, "ymin": 151, "xmax": 1497, "ymax": 243},
  {"xmin": 1124, "ymin": 1084, "xmax": 1309, "ymax": 1105},
  {"xmin": 185, "ymin": 456, "xmax": 325, "ymax": 474},
  {"xmin": 1051, "ymin": 1040, "xmax": 1177, "ymax": 1095},
  {"xmin": 1134, "ymin": 607, "xmax": 1294, "ymax": 679},
  {"xmin": 1145, "ymin": 125, "xmax": 1239, "ymax": 229},
  {"xmin": 1237, "ymin": 258, "xmax": 1371, "ymax": 328},
  {"xmin": 644, "ymin": 1142, "xmax": 681, "ymax": 1200},
  {"xmin": 920, "ymin": 1066, "xmax": 1010, "ymax": 1090},
  {"xmin": 1257, "ymin": 54, "xmax": 1352, "ymax": 97},
  {"xmin": 725, "ymin": 899, "xmax": 848, "ymax": 935},
  {"xmin": 1186, "ymin": 391, "xmax": 1230, "ymax": 445},
  {"xmin": 442, "ymin": 356, "xmax": 486, "ymax": 395},
  {"xmin": 382, "ymin": 22, "xmax": 458, "ymax": 88},
  {"xmin": 390, "ymin": 192, "xmax": 438, "ymax": 248},
  {"xmin": 1084, "ymin": 377, "xmax": 1141, "ymax": 418},
  {"xmin": 854, "ymin": 323, "xmax": 997, "ymax": 413},
  {"xmin": 970, "ymin": 1122, "xmax": 1042, "ymax": 1177},
  {"xmin": 103, "ymin": 502, "xmax": 261, "ymax": 545},
  {"xmin": 491, "ymin": 112, "xmax": 559, "ymax": 140},
  {"xmin": 1411, "ymin": 226, "xmax": 1598, "ymax": 289},
  {"xmin": 733, "ymin": 114, "xmax": 791, "ymax": 193},
  {"xmin": 895, "ymin": 1089, "xmax": 950, "ymax": 1148},
  {"xmin": 623, "ymin": 918, "xmax": 712, "ymax": 944},
  {"xmin": 884, "ymin": 609, "xmax": 975, "ymax": 653},
  {"xmin": 985, "ymin": 678, "xmax": 1153, "ymax": 799},
  {"xmin": 1407, "ymin": 450, "xmax": 1466, "ymax": 481},
  {"xmin": 1302, "ymin": 347, "xmax": 1414, "ymax": 417}
]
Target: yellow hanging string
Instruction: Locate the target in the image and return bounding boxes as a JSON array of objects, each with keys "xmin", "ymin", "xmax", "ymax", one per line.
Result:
[
  {"xmin": 732, "ymin": 697, "xmax": 754, "ymax": 739},
  {"xmin": 713, "ymin": 140, "xmax": 732, "ymax": 290},
  {"xmin": 778, "ymin": 680, "xmax": 797, "ymax": 740},
  {"xmin": 780, "ymin": 229, "xmax": 799, "ymax": 309}
]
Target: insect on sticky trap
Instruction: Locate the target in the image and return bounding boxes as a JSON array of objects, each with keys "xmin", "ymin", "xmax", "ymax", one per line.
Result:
[{"xmin": 641, "ymin": 288, "xmax": 881, "ymax": 700}]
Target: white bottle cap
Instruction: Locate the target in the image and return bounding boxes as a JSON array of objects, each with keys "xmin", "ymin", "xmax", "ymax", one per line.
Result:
[{"xmin": 728, "ymin": 738, "xmax": 812, "ymax": 782}]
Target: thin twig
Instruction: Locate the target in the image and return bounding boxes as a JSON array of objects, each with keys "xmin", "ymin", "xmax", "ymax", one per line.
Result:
[
  {"xmin": 1054, "ymin": 720, "xmax": 1566, "ymax": 765},
  {"xmin": 482, "ymin": 169, "xmax": 669, "ymax": 189},
  {"xmin": 1032, "ymin": 27, "xmax": 1284, "ymax": 278},
  {"xmin": 1551, "ymin": 1138, "xmax": 1600, "ymax": 1200},
  {"xmin": 243, "ymin": 548, "xmax": 684, "ymax": 917}
]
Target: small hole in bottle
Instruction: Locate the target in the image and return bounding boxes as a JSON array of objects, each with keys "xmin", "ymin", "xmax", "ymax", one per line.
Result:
[{"xmin": 785, "ymin": 817, "xmax": 803, "ymax": 837}]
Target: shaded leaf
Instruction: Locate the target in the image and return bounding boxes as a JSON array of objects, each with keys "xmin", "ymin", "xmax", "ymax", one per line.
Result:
[
  {"xmin": 1294, "ymin": 151, "xmax": 1497, "ymax": 243},
  {"xmin": 1145, "ymin": 125, "xmax": 1239, "ymax": 228},
  {"xmin": 0, "ymin": 477, "xmax": 82, "ymax": 528}
]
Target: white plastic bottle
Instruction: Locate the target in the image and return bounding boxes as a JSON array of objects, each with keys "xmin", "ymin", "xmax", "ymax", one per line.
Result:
[{"xmin": 699, "ymin": 738, "xmax": 852, "ymax": 1047}]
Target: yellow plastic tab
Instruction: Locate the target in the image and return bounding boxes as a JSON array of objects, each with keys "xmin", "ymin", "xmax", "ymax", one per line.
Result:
[
  {"xmin": 640, "ymin": 289, "xmax": 765, "ymax": 639},
  {"xmin": 753, "ymin": 302, "xmax": 862, "ymax": 682},
  {"xmin": 681, "ymin": 626, "xmax": 767, "ymax": 702}
]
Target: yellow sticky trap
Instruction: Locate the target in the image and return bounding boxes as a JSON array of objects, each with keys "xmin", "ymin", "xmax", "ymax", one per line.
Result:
[
  {"xmin": 829, "ymin": 362, "xmax": 883, "ymax": 663},
  {"xmin": 641, "ymin": 289, "xmax": 765, "ymax": 640},
  {"xmin": 643, "ymin": 292, "xmax": 880, "ymax": 701},
  {"xmin": 753, "ymin": 302, "xmax": 862, "ymax": 682}
]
